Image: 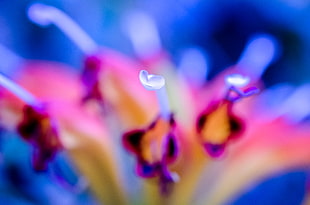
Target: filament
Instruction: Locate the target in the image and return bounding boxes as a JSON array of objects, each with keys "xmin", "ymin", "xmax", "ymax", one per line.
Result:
[
  {"xmin": 0, "ymin": 44, "xmax": 23, "ymax": 75},
  {"xmin": 237, "ymin": 34, "xmax": 278, "ymax": 80},
  {"xmin": 0, "ymin": 73, "xmax": 39, "ymax": 106},
  {"xmin": 124, "ymin": 11, "xmax": 161, "ymax": 59},
  {"xmin": 139, "ymin": 70, "xmax": 171, "ymax": 120},
  {"xmin": 178, "ymin": 47, "xmax": 209, "ymax": 87},
  {"xmin": 28, "ymin": 3, "xmax": 98, "ymax": 55}
]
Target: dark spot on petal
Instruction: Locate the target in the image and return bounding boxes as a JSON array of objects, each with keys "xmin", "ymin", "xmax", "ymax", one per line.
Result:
[
  {"xmin": 197, "ymin": 114, "xmax": 207, "ymax": 132},
  {"xmin": 122, "ymin": 130, "xmax": 145, "ymax": 154},
  {"xmin": 136, "ymin": 162, "xmax": 158, "ymax": 178},
  {"xmin": 165, "ymin": 135, "xmax": 178, "ymax": 163},
  {"xmin": 17, "ymin": 120, "xmax": 39, "ymax": 140},
  {"xmin": 230, "ymin": 117, "xmax": 242, "ymax": 132},
  {"xmin": 204, "ymin": 143, "xmax": 226, "ymax": 158},
  {"xmin": 17, "ymin": 105, "xmax": 44, "ymax": 140},
  {"xmin": 84, "ymin": 55, "xmax": 101, "ymax": 71},
  {"xmin": 148, "ymin": 120, "xmax": 157, "ymax": 129},
  {"xmin": 169, "ymin": 114, "xmax": 176, "ymax": 127},
  {"xmin": 229, "ymin": 117, "xmax": 244, "ymax": 141}
]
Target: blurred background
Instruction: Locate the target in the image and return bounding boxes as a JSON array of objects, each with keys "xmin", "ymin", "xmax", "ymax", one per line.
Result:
[
  {"xmin": 1, "ymin": 0, "xmax": 310, "ymax": 86},
  {"xmin": 0, "ymin": 0, "xmax": 310, "ymax": 204}
]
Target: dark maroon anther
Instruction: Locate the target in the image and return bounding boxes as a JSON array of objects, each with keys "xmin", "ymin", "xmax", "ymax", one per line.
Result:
[
  {"xmin": 122, "ymin": 114, "xmax": 179, "ymax": 195},
  {"xmin": 81, "ymin": 55, "xmax": 104, "ymax": 103},
  {"xmin": 196, "ymin": 100, "xmax": 244, "ymax": 158},
  {"xmin": 17, "ymin": 105, "xmax": 61, "ymax": 171}
]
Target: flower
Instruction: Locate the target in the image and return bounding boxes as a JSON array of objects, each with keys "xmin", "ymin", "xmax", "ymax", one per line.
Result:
[{"xmin": 0, "ymin": 3, "xmax": 310, "ymax": 205}]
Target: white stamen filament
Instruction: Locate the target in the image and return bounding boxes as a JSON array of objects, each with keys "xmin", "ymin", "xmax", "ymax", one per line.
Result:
[
  {"xmin": 237, "ymin": 34, "xmax": 278, "ymax": 80},
  {"xmin": 178, "ymin": 47, "xmax": 209, "ymax": 87},
  {"xmin": 28, "ymin": 3, "xmax": 98, "ymax": 55},
  {"xmin": 0, "ymin": 73, "xmax": 39, "ymax": 106},
  {"xmin": 139, "ymin": 70, "xmax": 170, "ymax": 120},
  {"xmin": 156, "ymin": 87, "xmax": 170, "ymax": 120},
  {"xmin": 124, "ymin": 11, "xmax": 161, "ymax": 59}
]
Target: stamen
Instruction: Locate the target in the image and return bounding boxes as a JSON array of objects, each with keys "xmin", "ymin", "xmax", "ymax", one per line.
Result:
[
  {"xmin": 254, "ymin": 83, "xmax": 294, "ymax": 122},
  {"xmin": 0, "ymin": 73, "xmax": 39, "ymax": 106},
  {"xmin": 225, "ymin": 74, "xmax": 259, "ymax": 102},
  {"xmin": 123, "ymin": 11, "xmax": 161, "ymax": 59},
  {"xmin": 274, "ymin": 84, "xmax": 310, "ymax": 123},
  {"xmin": 0, "ymin": 44, "xmax": 23, "ymax": 74},
  {"xmin": 225, "ymin": 74, "xmax": 250, "ymax": 88},
  {"xmin": 27, "ymin": 3, "xmax": 98, "ymax": 55},
  {"xmin": 139, "ymin": 70, "xmax": 170, "ymax": 120},
  {"xmin": 178, "ymin": 47, "xmax": 209, "ymax": 87},
  {"xmin": 237, "ymin": 34, "xmax": 279, "ymax": 80}
]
